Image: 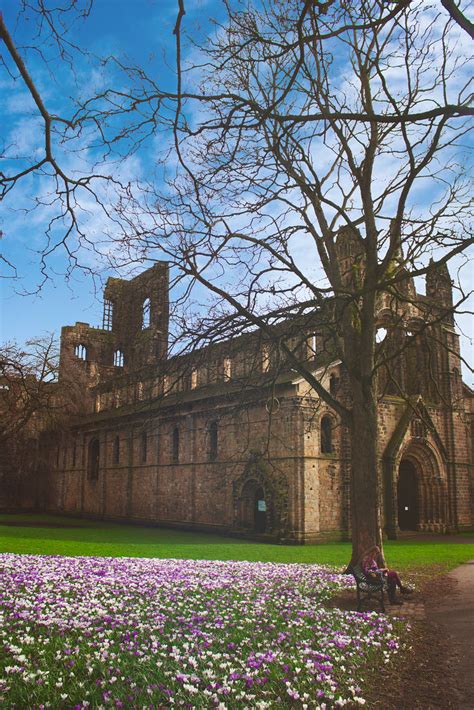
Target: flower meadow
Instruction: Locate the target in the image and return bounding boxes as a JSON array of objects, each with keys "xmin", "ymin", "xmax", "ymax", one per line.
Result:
[{"xmin": 0, "ymin": 554, "xmax": 405, "ymax": 708}]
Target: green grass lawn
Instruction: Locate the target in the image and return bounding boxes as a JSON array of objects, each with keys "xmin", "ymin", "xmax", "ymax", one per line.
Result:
[{"xmin": 0, "ymin": 513, "xmax": 472, "ymax": 570}]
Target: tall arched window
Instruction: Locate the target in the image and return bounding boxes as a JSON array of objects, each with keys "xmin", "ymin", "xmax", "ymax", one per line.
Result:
[
  {"xmin": 223, "ymin": 357, "xmax": 232, "ymax": 380},
  {"xmin": 329, "ymin": 374, "xmax": 339, "ymax": 396},
  {"xmin": 75, "ymin": 343, "xmax": 87, "ymax": 360},
  {"xmin": 261, "ymin": 346, "xmax": 270, "ymax": 373},
  {"xmin": 141, "ymin": 430, "xmax": 148, "ymax": 463},
  {"xmin": 209, "ymin": 421, "xmax": 218, "ymax": 461},
  {"xmin": 142, "ymin": 297, "xmax": 151, "ymax": 329},
  {"xmin": 156, "ymin": 427, "xmax": 160, "ymax": 463},
  {"xmin": 113, "ymin": 435, "xmax": 120, "ymax": 464},
  {"xmin": 172, "ymin": 427, "xmax": 180, "ymax": 463},
  {"xmin": 321, "ymin": 416, "xmax": 333, "ymax": 454},
  {"xmin": 114, "ymin": 350, "xmax": 124, "ymax": 367},
  {"xmin": 87, "ymin": 438, "xmax": 100, "ymax": 480}
]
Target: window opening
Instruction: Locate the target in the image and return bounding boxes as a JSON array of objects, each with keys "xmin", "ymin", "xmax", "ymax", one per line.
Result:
[
  {"xmin": 114, "ymin": 350, "xmax": 124, "ymax": 367},
  {"xmin": 321, "ymin": 416, "xmax": 333, "ymax": 454},
  {"xmin": 141, "ymin": 431, "xmax": 147, "ymax": 463},
  {"xmin": 307, "ymin": 333, "xmax": 321, "ymax": 358},
  {"xmin": 87, "ymin": 438, "xmax": 100, "ymax": 480},
  {"xmin": 329, "ymin": 374, "xmax": 339, "ymax": 396},
  {"xmin": 142, "ymin": 297, "xmax": 151, "ymax": 329},
  {"xmin": 75, "ymin": 344, "xmax": 87, "ymax": 360},
  {"xmin": 103, "ymin": 299, "xmax": 114, "ymax": 331},
  {"xmin": 156, "ymin": 428, "xmax": 160, "ymax": 463},
  {"xmin": 172, "ymin": 427, "xmax": 180, "ymax": 463},
  {"xmin": 209, "ymin": 421, "xmax": 218, "ymax": 461},
  {"xmin": 113, "ymin": 435, "xmax": 120, "ymax": 464},
  {"xmin": 191, "ymin": 368, "xmax": 198, "ymax": 389},
  {"xmin": 261, "ymin": 346, "xmax": 270, "ymax": 373},
  {"xmin": 223, "ymin": 357, "xmax": 232, "ymax": 380}
]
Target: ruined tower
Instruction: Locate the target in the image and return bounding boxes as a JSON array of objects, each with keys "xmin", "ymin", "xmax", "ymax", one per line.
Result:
[{"xmin": 58, "ymin": 262, "xmax": 169, "ymax": 390}]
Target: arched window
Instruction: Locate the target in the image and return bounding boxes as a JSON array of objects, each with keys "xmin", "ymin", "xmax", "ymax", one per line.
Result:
[
  {"xmin": 114, "ymin": 350, "xmax": 124, "ymax": 367},
  {"xmin": 321, "ymin": 416, "xmax": 333, "ymax": 454},
  {"xmin": 209, "ymin": 421, "xmax": 218, "ymax": 461},
  {"xmin": 172, "ymin": 427, "xmax": 180, "ymax": 463},
  {"xmin": 191, "ymin": 368, "xmax": 198, "ymax": 389},
  {"xmin": 87, "ymin": 438, "xmax": 100, "ymax": 480},
  {"xmin": 156, "ymin": 427, "xmax": 160, "ymax": 463},
  {"xmin": 142, "ymin": 297, "xmax": 151, "ymax": 329},
  {"xmin": 72, "ymin": 440, "xmax": 77, "ymax": 468},
  {"xmin": 223, "ymin": 357, "xmax": 232, "ymax": 380},
  {"xmin": 103, "ymin": 299, "xmax": 114, "ymax": 331},
  {"xmin": 75, "ymin": 343, "xmax": 87, "ymax": 360},
  {"xmin": 307, "ymin": 333, "xmax": 320, "ymax": 358},
  {"xmin": 141, "ymin": 430, "xmax": 148, "ymax": 463},
  {"xmin": 329, "ymin": 374, "xmax": 339, "ymax": 396},
  {"xmin": 113, "ymin": 435, "xmax": 120, "ymax": 465}
]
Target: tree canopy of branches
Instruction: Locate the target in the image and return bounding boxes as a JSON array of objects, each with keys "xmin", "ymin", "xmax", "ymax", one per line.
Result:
[
  {"xmin": 127, "ymin": 0, "xmax": 472, "ymax": 560},
  {"xmin": 1, "ymin": 0, "xmax": 473, "ymax": 561}
]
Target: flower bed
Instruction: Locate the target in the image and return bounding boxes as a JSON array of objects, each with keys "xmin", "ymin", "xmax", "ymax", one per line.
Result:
[{"xmin": 0, "ymin": 554, "xmax": 404, "ymax": 708}]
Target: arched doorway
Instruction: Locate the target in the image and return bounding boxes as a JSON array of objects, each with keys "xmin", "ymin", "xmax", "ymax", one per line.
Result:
[
  {"xmin": 239, "ymin": 480, "xmax": 267, "ymax": 533},
  {"xmin": 397, "ymin": 459, "xmax": 418, "ymax": 530}
]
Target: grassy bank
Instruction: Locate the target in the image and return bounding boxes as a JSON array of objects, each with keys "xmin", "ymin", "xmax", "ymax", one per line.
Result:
[{"xmin": 0, "ymin": 514, "xmax": 472, "ymax": 570}]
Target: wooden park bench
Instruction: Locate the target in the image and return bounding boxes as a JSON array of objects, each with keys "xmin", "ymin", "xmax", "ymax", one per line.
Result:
[{"xmin": 347, "ymin": 563, "xmax": 388, "ymax": 613}]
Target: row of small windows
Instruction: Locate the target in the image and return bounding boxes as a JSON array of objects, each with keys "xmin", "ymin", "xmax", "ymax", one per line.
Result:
[
  {"xmin": 87, "ymin": 422, "xmax": 219, "ymax": 478},
  {"xmin": 75, "ymin": 343, "xmax": 124, "ymax": 368},
  {"xmin": 72, "ymin": 416, "xmax": 335, "ymax": 479}
]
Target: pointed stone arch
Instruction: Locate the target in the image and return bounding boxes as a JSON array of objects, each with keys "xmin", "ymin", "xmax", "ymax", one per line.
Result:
[
  {"xmin": 383, "ymin": 407, "xmax": 448, "ymax": 538},
  {"xmin": 396, "ymin": 441, "xmax": 448, "ymax": 533},
  {"xmin": 232, "ymin": 453, "xmax": 289, "ymax": 539},
  {"xmin": 384, "ymin": 437, "xmax": 449, "ymax": 538}
]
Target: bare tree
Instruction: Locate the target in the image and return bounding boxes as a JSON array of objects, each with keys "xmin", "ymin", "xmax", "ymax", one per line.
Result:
[{"xmin": 110, "ymin": 0, "xmax": 471, "ymax": 561}]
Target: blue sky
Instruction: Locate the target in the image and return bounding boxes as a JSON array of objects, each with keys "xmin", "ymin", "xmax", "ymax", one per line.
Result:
[
  {"xmin": 1, "ymin": 0, "xmax": 213, "ymax": 342},
  {"xmin": 0, "ymin": 0, "xmax": 472, "ymax": 383}
]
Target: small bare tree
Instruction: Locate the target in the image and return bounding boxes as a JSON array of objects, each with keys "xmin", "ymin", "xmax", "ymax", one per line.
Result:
[{"xmin": 0, "ymin": 334, "xmax": 87, "ymax": 508}]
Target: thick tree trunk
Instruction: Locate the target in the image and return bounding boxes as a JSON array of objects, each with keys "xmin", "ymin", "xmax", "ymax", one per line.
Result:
[{"xmin": 348, "ymin": 377, "xmax": 384, "ymax": 565}]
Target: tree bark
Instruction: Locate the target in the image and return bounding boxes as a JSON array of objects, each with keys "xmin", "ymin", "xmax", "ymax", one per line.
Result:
[{"xmin": 348, "ymin": 372, "xmax": 384, "ymax": 565}]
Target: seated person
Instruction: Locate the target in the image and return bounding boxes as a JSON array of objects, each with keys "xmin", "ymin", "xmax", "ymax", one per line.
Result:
[{"xmin": 361, "ymin": 545, "xmax": 412, "ymax": 605}]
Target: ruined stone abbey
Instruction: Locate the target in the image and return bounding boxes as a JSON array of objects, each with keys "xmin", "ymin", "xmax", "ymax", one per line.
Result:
[{"xmin": 6, "ymin": 234, "xmax": 474, "ymax": 542}]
